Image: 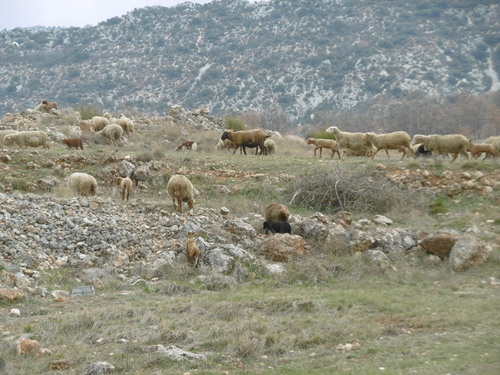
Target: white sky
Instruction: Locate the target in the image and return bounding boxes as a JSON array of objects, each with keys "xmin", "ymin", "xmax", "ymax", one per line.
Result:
[{"xmin": 0, "ymin": 0, "xmax": 218, "ymax": 31}]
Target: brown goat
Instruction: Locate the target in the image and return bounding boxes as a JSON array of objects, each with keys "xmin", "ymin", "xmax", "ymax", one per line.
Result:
[
  {"xmin": 186, "ymin": 231, "xmax": 200, "ymax": 267},
  {"xmin": 175, "ymin": 141, "xmax": 196, "ymax": 151},
  {"xmin": 41, "ymin": 100, "xmax": 58, "ymax": 112},
  {"xmin": 116, "ymin": 177, "xmax": 133, "ymax": 201},
  {"xmin": 62, "ymin": 138, "xmax": 84, "ymax": 150}
]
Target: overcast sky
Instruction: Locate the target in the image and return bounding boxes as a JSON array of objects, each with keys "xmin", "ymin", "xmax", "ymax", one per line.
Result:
[{"xmin": 0, "ymin": 0, "xmax": 221, "ymax": 31}]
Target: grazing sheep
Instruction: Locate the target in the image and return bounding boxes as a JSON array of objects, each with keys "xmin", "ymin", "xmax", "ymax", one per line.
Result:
[
  {"xmin": 186, "ymin": 231, "xmax": 200, "ymax": 267},
  {"xmin": 175, "ymin": 141, "xmax": 196, "ymax": 151},
  {"xmin": 264, "ymin": 203, "xmax": 290, "ymax": 222},
  {"xmin": 215, "ymin": 138, "xmax": 237, "ymax": 152},
  {"xmin": 467, "ymin": 142, "xmax": 496, "ymax": 160},
  {"xmin": 108, "ymin": 114, "xmax": 135, "ymax": 137},
  {"xmin": 263, "ymin": 221, "xmax": 292, "ymax": 235},
  {"xmin": 97, "ymin": 124, "xmax": 123, "ymax": 146},
  {"xmin": 3, "ymin": 130, "xmax": 49, "ymax": 149},
  {"xmin": 67, "ymin": 172, "xmax": 97, "ymax": 196},
  {"xmin": 325, "ymin": 126, "xmax": 374, "ymax": 156},
  {"xmin": 167, "ymin": 174, "xmax": 195, "ymax": 214},
  {"xmin": 221, "ymin": 129, "xmax": 271, "ymax": 155},
  {"xmin": 263, "ymin": 138, "xmax": 276, "ymax": 155},
  {"xmin": 363, "ymin": 131, "xmax": 414, "ymax": 160},
  {"xmin": 412, "ymin": 134, "xmax": 470, "ymax": 162},
  {"xmin": 83, "ymin": 116, "xmax": 110, "ymax": 132},
  {"xmin": 62, "ymin": 138, "xmax": 84, "ymax": 150},
  {"xmin": 116, "ymin": 177, "xmax": 133, "ymax": 201},
  {"xmin": 483, "ymin": 136, "xmax": 500, "ymax": 157},
  {"xmin": 0, "ymin": 130, "xmax": 17, "ymax": 147},
  {"xmin": 307, "ymin": 138, "xmax": 341, "ymax": 159}
]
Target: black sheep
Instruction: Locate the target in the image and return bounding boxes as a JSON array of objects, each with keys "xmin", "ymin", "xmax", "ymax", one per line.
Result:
[{"xmin": 263, "ymin": 221, "xmax": 292, "ymax": 235}]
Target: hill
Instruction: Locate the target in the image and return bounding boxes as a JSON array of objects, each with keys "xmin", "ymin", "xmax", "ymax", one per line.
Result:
[{"xmin": 0, "ymin": 0, "xmax": 499, "ymax": 125}]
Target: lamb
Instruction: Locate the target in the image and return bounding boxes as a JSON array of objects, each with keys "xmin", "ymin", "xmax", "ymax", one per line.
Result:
[
  {"xmin": 483, "ymin": 136, "xmax": 500, "ymax": 157},
  {"xmin": 97, "ymin": 123, "xmax": 123, "ymax": 146},
  {"xmin": 67, "ymin": 172, "xmax": 97, "ymax": 196},
  {"xmin": 186, "ymin": 231, "xmax": 200, "ymax": 267},
  {"xmin": 264, "ymin": 203, "xmax": 290, "ymax": 222},
  {"xmin": 325, "ymin": 126, "xmax": 374, "ymax": 156},
  {"xmin": 412, "ymin": 134, "xmax": 470, "ymax": 162},
  {"xmin": 215, "ymin": 138, "xmax": 236, "ymax": 152},
  {"xmin": 307, "ymin": 138, "xmax": 341, "ymax": 159},
  {"xmin": 263, "ymin": 138, "xmax": 276, "ymax": 155},
  {"xmin": 221, "ymin": 129, "xmax": 271, "ymax": 155},
  {"xmin": 3, "ymin": 130, "xmax": 49, "ymax": 149},
  {"xmin": 467, "ymin": 142, "xmax": 496, "ymax": 160},
  {"xmin": 414, "ymin": 144, "xmax": 432, "ymax": 158},
  {"xmin": 263, "ymin": 221, "xmax": 292, "ymax": 235},
  {"xmin": 62, "ymin": 138, "xmax": 84, "ymax": 150},
  {"xmin": 166, "ymin": 174, "xmax": 195, "ymax": 214},
  {"xmin": 363, "ymin": 131, "xmax": 414, "ymax": 160},
  {"xmin": 116, "ymin": 177, "xmax": 133, "ymax": 201},
  {"xmin": 175, "ymin": 141, "xmax": 196, "ymax": 151}
]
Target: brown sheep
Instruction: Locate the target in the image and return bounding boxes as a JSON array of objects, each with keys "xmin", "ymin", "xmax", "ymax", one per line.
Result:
[
  {"xmin": 175, "ymin": 141, "xmax": 196, "ymax": 151},
  {"xmin": 221, "ymin": 129, "xmax": 271, "ymax": 155},
  {"xmin": 186, "ymin": 231, "xmax": 200, "ymax": 267},
  {"xmin": 62, "ymin": 138, "xmax": 84, "ymax": 150},
  {"xmin": 116, "ymin": 177, "xmax": 133, "ymax": 201},
  {"xmin": 41, "ymin": 100, "xmax": 58, "ymax": 112},
  {"xmin": 264, "ymin": 203, "xmax": 290, "ymax": 222},
  {"xmin": 307, "ymin": 138, "xmax": 341, "ymax": 159}
]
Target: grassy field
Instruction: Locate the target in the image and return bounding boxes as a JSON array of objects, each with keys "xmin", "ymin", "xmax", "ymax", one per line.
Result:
[{"xmin": 0, "ymin": 131, "xmax": 499, "ymax": 374}]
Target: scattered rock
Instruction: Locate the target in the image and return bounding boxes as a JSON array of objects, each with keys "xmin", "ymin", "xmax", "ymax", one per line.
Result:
[
  {"xmin": 260, "ymin": 234, "xmax": 305, "ymax": 262},
  {"xmin": 83, "ymin": 361, "xmax": 115, "ymax": 375},
  {"xmin": 449, "ymin": 234, "xmax": 492, "ymax": 272},
  {"xmin": 419, "ymin": 231, "xmax": 459, "ymax": 258},
  {"xmin": 153, "ymin": 344, "xmax": 206, "ymax": 362}
]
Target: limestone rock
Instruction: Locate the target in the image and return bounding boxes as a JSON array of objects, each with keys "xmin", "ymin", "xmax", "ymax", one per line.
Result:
[
  {"xmin": 449, "ymin": 234, "xmax": 492, "ymax": 271},
  {"xmin": 419, "ymin": 231, "xmax": 459, "ymax": 258},
  {"xmin": 260, "ymin": 234, "xmax": 305, "ymax": 262}
]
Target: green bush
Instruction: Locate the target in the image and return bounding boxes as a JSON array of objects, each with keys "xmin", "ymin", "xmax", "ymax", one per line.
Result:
[
  {"xmin": 225, "ymin": 116, "xmax": 245, "ymax": 131},
  {"xmin": 77, "ymin": 104, "xmax": 101, "ymax": 120}
]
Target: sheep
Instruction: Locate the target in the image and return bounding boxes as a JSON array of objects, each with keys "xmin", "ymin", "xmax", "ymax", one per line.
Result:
[
  {"xmin": 363, "ymin": 131, "xmax": 414, "ymax": 160},
  {"xmin": 263, "ymin": 221, "xmax": 292, "ymax": 235},
  {"xmin": 166, "ymin": 174, "xmax": 195, "ymax": 214},
  {"xmin": 0, "ymin": 130, "xmax": 17, "ymax": 147},
  {"xmin": 483, "ymin": 136, "xmax": 500, "ymax": 157},
  {"xmin": 307, "ymin": 138, "xmax": 341, "ymax": 159},
  {"xmin": 67, "ymin": 172, "xmax": 97, "ymax": 196},
  {"xmin": 414, "ymin": 144, "xmax": 432, "ymax": 158},
  {"xmin": 105, "ymin": 114, "xmax": 134, "ymax": 137},
  {"xmin": 221, "ymin": 129, "xmax": 271, "ymax": 155},
  {"xmin": 325, "ymin": 126, "xmax": 374, "ymax": 156},
  {"xmin": 116, "ymin": 177, "xmax": 133, "ymax": 201},
  {"xmin": 97, "ymin": 123, "xmax": 123, "ymax": 146},
  {"xmin": 412, "ymin": 134, "xmax": 470, "ymax": 162},
  {"xmin": 264, "ymin": 203, "xmax": 290, "ymax": 222},
  {"xmin": 62, "ymin": 138, "xmax": 84, "ymax": 150},
  {"xmin": 175, "ymin": 141, "xmax": 196, "ymax": 151},
  {"xmin": 264, "ymin": 138, "xmax": 276, "ymax": 155},
  {"xmin": 3, "ymin": 130, "xmax": 49, "ymax": 149},
  {"xmin": 215, "ymin": 138, "xmax": 237, "ymax": 152},
  {"xmin": 467, "ymin": 142, "xmax": 496, "ymax": 160},
  {"xmin": 81, "ymin": 116, "xmax": 110, "ymax": 132},
  {"xmin": 41, "ymin": 100, "xmax": 58, "ymax": 112},
  {"xmin": 186, "ymin": 231, "xmax": 200, "ymax": 267}
]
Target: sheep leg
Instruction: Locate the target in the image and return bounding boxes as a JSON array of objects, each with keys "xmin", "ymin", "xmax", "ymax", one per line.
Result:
[
  {"xmin": 371, "ymin": 149, "xmax": 380, "ymax": 159},
  {"xmin": 177, "ymin": 198, "xmax": 183, "ymax": 213}
]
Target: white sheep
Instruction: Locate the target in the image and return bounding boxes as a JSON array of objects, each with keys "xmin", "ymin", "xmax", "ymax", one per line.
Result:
[
  {"xmin": 104, "ymin": 113, "xmax": 134, "ymax": 137},
  {"xmin": 307, "ymin": 138, "xmax": 341, "ymax": 159},
  {"xmin": 215, "ymin": 138, "xmax": 236, "ymax": 152},
  {"xmin": 97, "ymin": 124, "xmax": 123, "ymax": 146},
  {"xmin": 467, "ymin": 142, "xmax": 496, "ymax": 160},
  {"xmin": 264, "ymin": 138, "xmax": 276, "ymax": 155},
  {"xmin": 483, "ymin": 136, "xmax": 500, "ymax": 157},
  {"xmin": 0, "ymin": 130, "xmax": 17, "ymax": 147},
  {"xmin": 67, "ymin": 172, "xmax": 98, "ymax": 196},
  {"xmin": 87, "ymin": 116, "xmax": 110, "ymax": 132},
  {"xmin": 3, "ymin": 130, "xmax": 50, "ymax": 149},
  {"xmin": 166, "ymin": 174, "xmax": 195, "ymax": 214},
  {"xmin": 325, "ymin": 126, "xmax": 374, "ymax": 156},
  {"xmin": 412, "ymin": 134, "xmax": 470, "ymax": 162},
  {"xmin": 363, "ymin": 131, "xmax": 414, "ymax": 160}
]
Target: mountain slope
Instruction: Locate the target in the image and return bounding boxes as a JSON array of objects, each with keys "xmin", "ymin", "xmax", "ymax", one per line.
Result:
[{"xmin": 0, "ymin": 0, "xmax": 498, "ymax": 123}]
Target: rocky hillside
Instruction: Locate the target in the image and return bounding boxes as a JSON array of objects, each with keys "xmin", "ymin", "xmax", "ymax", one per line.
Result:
[{"xmin": 0, "ymin": 0, "xmax": 498, "ymax": 123}]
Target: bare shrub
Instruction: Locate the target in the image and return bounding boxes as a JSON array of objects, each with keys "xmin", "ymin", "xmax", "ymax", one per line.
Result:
[{"xmin": 286, "ymin": 165, "xmax": 426, "ymax": 215}]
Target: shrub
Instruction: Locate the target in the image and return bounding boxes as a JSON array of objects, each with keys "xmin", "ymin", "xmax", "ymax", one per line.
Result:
[
  {"xmin": 77, "ymin": 104, "xmax": 101, "ymax": 120},
  {"xmin": 225, "ymin": 116, "xmax": 245, "ymax": 131}
]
